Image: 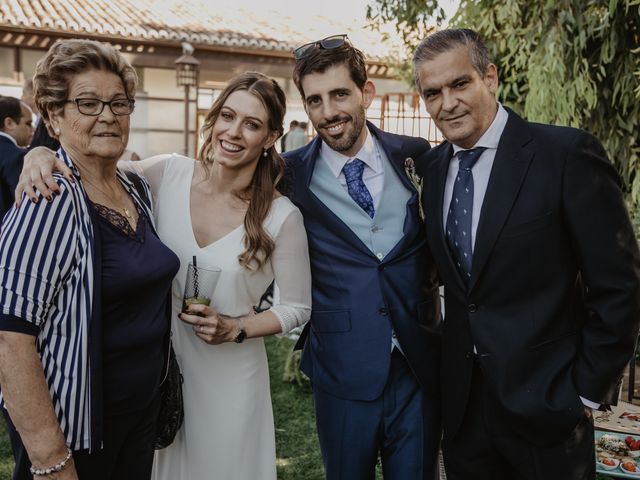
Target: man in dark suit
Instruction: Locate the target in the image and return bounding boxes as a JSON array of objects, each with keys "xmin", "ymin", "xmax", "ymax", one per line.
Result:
[
  {"xmin": 283, "ymin": 36, "xmax": 441, "ymax": 479},
  {"xmin": 22, "ymin": 78, "xmax": 60, "ymax": 151},
  {"xmin": 0, "ymin": 96, "xmax": 34, "ymax": 217},
  {"xmin": 413, "ymin": 28, "xmax": 640, "ymax": 479}
]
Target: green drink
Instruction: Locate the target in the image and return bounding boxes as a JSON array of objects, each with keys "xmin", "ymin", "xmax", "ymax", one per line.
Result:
[
  {"xmin": 182, "ymin": 262, "xmax": 221, "ymax": 314},
  {"xmin": 182, "ymin": 296, "xmax": 211, "ymax": 313}
]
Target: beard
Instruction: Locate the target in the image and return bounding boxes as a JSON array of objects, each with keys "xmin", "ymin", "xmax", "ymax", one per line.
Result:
[{"xmin": 316, "ymin": 106, "xmax": 366, "ymax": 154}]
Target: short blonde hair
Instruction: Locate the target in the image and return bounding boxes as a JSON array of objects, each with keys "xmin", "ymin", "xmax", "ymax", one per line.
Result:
[{"xmin": 33, "ymin": 39, "xmax": 137, "ymax": 136}]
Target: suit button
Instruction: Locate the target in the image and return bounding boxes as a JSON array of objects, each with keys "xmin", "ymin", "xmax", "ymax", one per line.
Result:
[
  {"xmin": 378, "ymin": 264, "xmax": 385, "ymax": 271},
  {"xmin": 465, "ymin": 351, "xmax": 472, "ymax": 359},
  {"xmin": 468, "ymin": 304, "xmax": 477, "ymax": 313},
  {"xmin": 379, "ymin": 307, "xmax": 388, "ymax": 316}
]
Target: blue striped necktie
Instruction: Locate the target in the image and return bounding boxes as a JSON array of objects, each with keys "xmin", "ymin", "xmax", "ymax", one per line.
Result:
[
  {"xmin": 445, "ymin": 147, "xmax": 486, "ymax": 283},
  {"xmin": 343, "ymin": 158, "xmax": 375, "ymax": 218}
]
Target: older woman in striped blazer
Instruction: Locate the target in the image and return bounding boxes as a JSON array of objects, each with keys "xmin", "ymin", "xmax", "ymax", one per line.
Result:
[{"xmin": 0, "ymin": 40, "xmax": 178, "ymax": 480}]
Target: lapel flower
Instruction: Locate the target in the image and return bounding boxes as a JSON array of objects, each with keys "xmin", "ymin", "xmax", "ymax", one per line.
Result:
[{"xmin": 404, "ymin": 157, "xmax": 425, "ymax": 221}]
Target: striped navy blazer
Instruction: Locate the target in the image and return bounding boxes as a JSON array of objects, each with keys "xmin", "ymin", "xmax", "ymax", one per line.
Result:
[{"xmin": 0, "ymin": 149, "xmax": 154, "ymax": 451}]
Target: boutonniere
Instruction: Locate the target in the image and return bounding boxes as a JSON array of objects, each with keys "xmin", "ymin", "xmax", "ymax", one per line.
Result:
[{"xmin": 404, "ymin": 157, "xmax": 425, "ymax": 221}]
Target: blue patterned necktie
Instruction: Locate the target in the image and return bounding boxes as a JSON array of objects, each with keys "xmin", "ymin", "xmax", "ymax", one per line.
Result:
[
  {"xmin": 445, "ymin": 147, "xmax": 487, "ymax": 283},
  {"xmin": 343, "ymin": 158, "xmax": 375, "ymax": 218}
]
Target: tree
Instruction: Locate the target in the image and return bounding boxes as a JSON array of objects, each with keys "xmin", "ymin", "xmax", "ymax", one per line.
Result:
[{"xmin": 367, "ymin": 0, "xmax": 640, "ymax": 212}]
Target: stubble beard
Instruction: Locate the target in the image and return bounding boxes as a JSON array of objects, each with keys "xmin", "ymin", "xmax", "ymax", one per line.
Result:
[{"xmin": 318, "ymin": 106, "xmax": 366, "ymax": 154}]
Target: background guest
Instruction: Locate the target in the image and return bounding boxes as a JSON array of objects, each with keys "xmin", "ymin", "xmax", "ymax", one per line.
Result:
[
  {"xmin": 280, "ymin": 119, "xmax": 299, "ymax": 152},
  {"xmin": 0, "ymin": 96, "xmax": 33, "ymax": 217},
  {"xmin": 284, "ymin": 119, "xmax": 307, "ymax": 152}
]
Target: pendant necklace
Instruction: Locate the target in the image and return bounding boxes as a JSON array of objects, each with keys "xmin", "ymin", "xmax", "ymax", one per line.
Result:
[{"xmin": 82, "ymin": 176, "xmax": 133, "ymax": 220}]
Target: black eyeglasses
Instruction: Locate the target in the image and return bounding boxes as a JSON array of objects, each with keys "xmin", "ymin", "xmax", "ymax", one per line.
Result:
[
  {"xmin": 65, "ymin": 98, "xmax": 135, "ymax": 116},
  {"xmin": 293, "ymin": 34, "xmax": 349, "ymax": 60}
]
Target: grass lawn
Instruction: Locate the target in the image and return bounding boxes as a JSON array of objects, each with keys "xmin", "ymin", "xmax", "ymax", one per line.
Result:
[
  {"xmin": 0, "ymin": 336, "xmax": 610, "ymax": 480},
  {"xmin": 268, "ymin": 336, "xmax": 325, "ymax": 480}
]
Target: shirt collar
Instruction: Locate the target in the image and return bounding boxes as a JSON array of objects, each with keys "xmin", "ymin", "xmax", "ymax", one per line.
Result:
[
  {"xmin": 321, "ymin": 127, "xmax": 381, "ymax": 179},
  {"xmin": 0, "ymin": 131, "xmax": 18, "ymax": 147},
  {"xmin": 451, "ymin": 103, "xmax": 508, "ymax": 155}
]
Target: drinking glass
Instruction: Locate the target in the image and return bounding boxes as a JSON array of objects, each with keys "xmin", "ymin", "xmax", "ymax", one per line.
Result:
[{"xmin": 181, "ymin": 263, "xmax": 222, "ymax": 313}]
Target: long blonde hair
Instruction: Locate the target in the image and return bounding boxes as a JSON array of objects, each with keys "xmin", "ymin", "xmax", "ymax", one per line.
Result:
[{"xmin": 199, "ymin": 72, "xmax": 286, "ymax": 271}]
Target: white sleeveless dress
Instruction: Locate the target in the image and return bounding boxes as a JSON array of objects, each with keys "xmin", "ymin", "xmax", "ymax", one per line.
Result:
[{"xmin": 150, "ymin": 156, "xmax": 309, "ymax": 480}]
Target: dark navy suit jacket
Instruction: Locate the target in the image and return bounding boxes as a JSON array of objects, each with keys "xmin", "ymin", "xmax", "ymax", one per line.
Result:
[
  {"xmin": 283, "ymin": 122, "xmax": 441, "ymax": 401},
  {"xmin": 0, "ymin": 135, "xmax": 26, "ymax": 219},
  {"xmin": 416, "ymin": 109, "xmax": 640, "ymax": 444}
]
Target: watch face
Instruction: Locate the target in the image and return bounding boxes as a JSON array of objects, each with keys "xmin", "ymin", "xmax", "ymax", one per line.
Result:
[{"xmin": 234, "ymin": 329, "xmax": 247, "ymax": 344}]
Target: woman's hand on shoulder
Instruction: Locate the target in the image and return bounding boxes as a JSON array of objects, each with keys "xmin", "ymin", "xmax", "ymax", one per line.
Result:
[
  {"xmin": 178, "ymin": 305, "xmax": 238, "ymax": 345},
  {"xmin": 15, "ymin": 147, "xmax": 73, "ymax": 207}
]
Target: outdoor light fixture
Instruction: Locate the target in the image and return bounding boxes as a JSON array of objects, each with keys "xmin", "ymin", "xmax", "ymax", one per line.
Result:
[{"xmin": 174, "ymin": 42, "xmax": 200, "ymax": 156}]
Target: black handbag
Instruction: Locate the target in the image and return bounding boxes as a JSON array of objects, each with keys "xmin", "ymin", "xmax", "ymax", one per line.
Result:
[{"xmin": 154, "ymin": 339, "xmax": 184, "ymax": 450}]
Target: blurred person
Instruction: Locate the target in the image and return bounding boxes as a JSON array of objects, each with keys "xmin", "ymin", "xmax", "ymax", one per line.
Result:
[
  {"xmin": 284, "ymin": 119, "xmax": 306, "ymax": 151},
  {"xmin": 30, "ymin": 116, "xmax": 61, "ymax": 151},
  {"xmin": 20, "ymin": 79, "xmax": 37, "ymax": 115},
  {"xmin": 283, "ymin": 34, "xmax": 441, "ymax": 479},
  {"xmin": 23, "ymin": 77, "xmax": 60, "ymax": 151},
  {"xmin": 0, "ymin": 39, "xmax": 179, "ymax": 480},
  {"xmin": 18, "ymin": 71, "xmax": 312, "ymax": 480},
  {"xmin": 280, "ymin": 119, "xmax": 299, "ymax": 152},
  {"xmin": 0, "ymin": 96, "xmax": 33, "ymax": 217},
  {"xmin": 413, "ymin": 28, "xmax": 640, "ymax": 480},
  {"xmin": 299, "ymin": 121, "xmax": 309, "ymax": 144}
]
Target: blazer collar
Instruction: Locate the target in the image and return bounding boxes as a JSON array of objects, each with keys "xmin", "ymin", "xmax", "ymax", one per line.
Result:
[
  {"xmin": 295, "ymin": 121, "xmax": 420, "ymax": 260},
  {"xmin": 428, "ymin": 109, "xmax": 534, "ymax": 293},
  {"xmin": 468, "ymin": 108, "xmax": 534, "ymax": 291},
  {"xmin": 427, "ymin": 142, "xmax": 468, "ymax": 290},
  {"xmin": 299, "ymin": 121, "xmax": 407, "ymax": 185}
]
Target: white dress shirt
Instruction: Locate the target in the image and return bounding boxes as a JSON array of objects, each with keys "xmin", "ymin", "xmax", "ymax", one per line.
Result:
[
  {"xmin": 442, "ymin": 104, "xmax": 508, "ymax": 251},
  {"xmin": 320, "ymin": 128, "xmax": 384, "ymax": 210},
  {"xmin": 0, "ymin": 131, "xmax": 18, "ymax": 147}
]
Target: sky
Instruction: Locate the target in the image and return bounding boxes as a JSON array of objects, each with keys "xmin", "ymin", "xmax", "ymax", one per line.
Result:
[
  {"xmin": 236, "ymin": 0, "xmax": 460, "ymax": 24},
  {"xmin": 214, "ymin": 0, "xmax": 460, "ymax": 47}
]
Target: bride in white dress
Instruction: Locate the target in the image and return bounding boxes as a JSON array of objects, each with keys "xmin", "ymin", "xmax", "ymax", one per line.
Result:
[
  {"xmin": 16, "ymin": 72, "xmax": 311, "ymax": 480},
  {"xmin": 143, "ymin": 73, "xmax": 311, "ymax": 480}
]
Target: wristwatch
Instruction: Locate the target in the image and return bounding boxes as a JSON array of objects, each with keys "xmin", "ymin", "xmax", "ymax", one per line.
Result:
[{"xmin": 234, "ymin": 319, "xmax": 247, "ymax": 344}]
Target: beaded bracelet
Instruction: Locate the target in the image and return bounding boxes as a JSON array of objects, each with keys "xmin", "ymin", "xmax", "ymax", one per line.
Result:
[{"xmin": 29, "ymin": 448, "xmax": 73, "ymax": 476}]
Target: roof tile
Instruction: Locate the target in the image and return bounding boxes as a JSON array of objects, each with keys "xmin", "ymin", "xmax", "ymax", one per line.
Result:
[{"xmin": 0, "ymin": 0, "xmax": 401, "ymax": 60}]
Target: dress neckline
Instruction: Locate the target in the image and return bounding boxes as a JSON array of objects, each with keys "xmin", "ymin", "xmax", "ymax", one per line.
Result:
[{"xmin": 185, "ymin": 159, "xmax": 287, "ymax": 250}]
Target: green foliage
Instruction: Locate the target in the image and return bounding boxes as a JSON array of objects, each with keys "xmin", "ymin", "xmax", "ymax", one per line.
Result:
[
  {"xmin": 367, "ymin": 0, "xmax": 640, "ymax": 212},
  {"xmin": 0, "ymin": 419, "xmax": 16, "ymax": 480},
  {"xmin": 267, "ymin": 336, "xmax": 325, "ymax": 480}
]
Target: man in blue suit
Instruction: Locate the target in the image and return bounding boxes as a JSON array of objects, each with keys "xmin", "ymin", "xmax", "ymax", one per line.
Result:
[
  {"xmin": 0, "ymin": 96, "xmax": 34, "ymax": 218},
  {"xmin": 283, "ymin": 36, "xmax": 442, "ymax": 479}
]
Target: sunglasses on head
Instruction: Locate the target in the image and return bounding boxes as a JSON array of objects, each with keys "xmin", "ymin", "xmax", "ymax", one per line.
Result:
[{"xmin": 293, "ymin": 34, "xmax": 349, "ymax": 60}]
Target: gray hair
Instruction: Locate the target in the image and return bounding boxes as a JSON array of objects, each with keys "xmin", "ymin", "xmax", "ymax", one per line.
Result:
[
  {"xmin": 413, "ymin": 28, "xmax": 491, "ymax": 90},
  {"xmin": 33, "ymin": 39, "xmax": 138, "ymax": 136}
]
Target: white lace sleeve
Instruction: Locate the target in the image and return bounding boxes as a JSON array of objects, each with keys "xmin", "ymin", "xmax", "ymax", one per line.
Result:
[{"xmin": 268, "ymin": 207, "xmax": 312, "ymax": 334}]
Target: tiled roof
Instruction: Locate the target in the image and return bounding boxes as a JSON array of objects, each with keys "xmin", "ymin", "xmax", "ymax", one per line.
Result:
[{"xmin": 0, "ymin": 0, "xmax": 402, "ymax": 60}]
